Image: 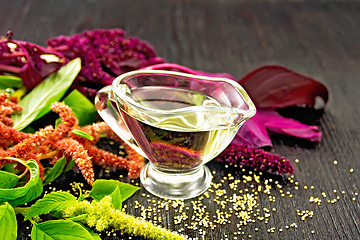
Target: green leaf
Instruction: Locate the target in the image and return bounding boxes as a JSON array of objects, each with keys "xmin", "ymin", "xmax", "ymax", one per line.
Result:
[
  {"xmin": 25, "ymin": 192, "xmax": 76, "ymax": 220},
  {"xmin": 63, "ymin": 89, "xmax": 97, "ymax": 126},
  {"xmin": 12, "ymin": 58, "xmax": 81, "ymax": 131},
  {"xmin": 0, "ymin": 75, "xmax": 23, "ymax": 89},
  {"xmin": 64, "ymin": 159, "xmax": 76, "ymax": 172},
  {"xmin": 109, "ymin": 186, "xmax": 122, "ymax": 210},
  {"xmin": 0, "ymin": 171, "xmax": 19, "ymax": 189},
  {"xmin": 1, "ymin": 163, "xmax": 19, "ymax": 174},
  {"xmin": 55, "ymin": 118, "xmax": 62, "ymax": 128},
  {"xmin": 21, "ymin": 125, "xmax": 36, "ymax": 133},
  {"xmin": 43, "ymin": 156, "xmax": 67, "ymax": 185},
  {"xmin": 0, "ymin": 159, "xmax": 42, "ymax": 206},
  {"xmin": 0, "ymin": 202, "xmax": 17, "ymax": 240},
  {"xmin": 13, "ymin": 206, "xmax": 30, "ymax": 217},
  {"xmin": 31, "ymin": 219, "xmax": 93, "ymax": 240},
  {"xmin": 89, "ymin": 179, "xmax": 139, "ymax": 203},
  {"xmin": 82, "ymin": 225, "xmax": 101, "ymax": 240},
  {"xmin": 66, "ymin": 214, "xmax": 88, "ymax": 222},
  {"xmin": 11, "ymin": 85, "xmax": 27, "ymax": 102},
  {"xmin": 71, "ymin": 129, "xmax": 94, "ymax": 141}
]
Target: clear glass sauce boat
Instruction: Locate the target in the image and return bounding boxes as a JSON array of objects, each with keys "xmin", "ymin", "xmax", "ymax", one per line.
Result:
[{"xmin": 95, "ymin": 70, "xmax": 256, "ymax": 199}]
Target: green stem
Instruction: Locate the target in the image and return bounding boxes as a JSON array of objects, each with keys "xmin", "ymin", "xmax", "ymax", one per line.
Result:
[
  {"xmin": 0, "ymin": 157, "xmax": 31, "ymax": 180},
  {"xmin": 29, "ymin": 218, "xmax": 37, "ymax": 226},
  {"xmin": 18, "ymin": 168, "xmax": 28, "ymax": 179},
  {"xmin": 13, "ymin": 206, "xmax": 30, "ymax": 217}
]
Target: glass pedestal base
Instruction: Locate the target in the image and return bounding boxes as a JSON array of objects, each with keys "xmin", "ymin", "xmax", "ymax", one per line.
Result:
[{"xmin": 140, "ymin": 163, "xmax": 212, "ymax": 200}]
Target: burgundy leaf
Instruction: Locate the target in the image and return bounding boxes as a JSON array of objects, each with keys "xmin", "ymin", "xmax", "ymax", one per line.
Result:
[
  {"xmin": 0, "ymin": 37, "xmax": 65, "ymax": 90},
  {"xmin": 233, "ymin": 112, "xmax": 273, "ymax": 148},
  {"xmin": 257, "ymin": 109, "xmax": 322, "ymax": 143},
  {"xmin": 238, "ymin": 65, "xmax": 329, "ymax": 109}
]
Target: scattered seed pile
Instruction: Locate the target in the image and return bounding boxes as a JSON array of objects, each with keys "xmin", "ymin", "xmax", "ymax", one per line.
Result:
[{"xmin": 117, "ymin": 160, "xmax": 359, "ymax": 240}]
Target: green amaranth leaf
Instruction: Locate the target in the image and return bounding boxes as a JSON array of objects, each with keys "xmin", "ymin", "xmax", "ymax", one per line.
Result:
[
  {"xmin": 0, "ymin": 171, "xmax": 19, "ymax": 189},
  {"xmin": 25, "ymin": 192, "xmax": 76, "ymax": 220},
  {"xmin": 13, "ymin": 206, "xmax": 30, "ymax": 217},
  {"xmin": 55, "ymin": 118, "xmax": 62, "ymax": 128},
  {"xmin": 0, "ymin": 75, "xmax": 23, "ymax": 89},
  {"xmin": 12, "ymin": 58, "xmax": 81, "ymax": 131},
  {"xmin": 0, "ymin": 202, "xmax": 17, "ymax": 240},
  {"xmin": 71, "ymin": 129, "xmax": 94, "ymax": 141},
  {"xmin": 63, "ymin": 89, "xmax": 97, "ymax": 126},
  {"xmin": 89, "ymin": 179, "xmax": 139, "ymax": 203},
  {"xmin": 81, "ymin": 225, "xmax": 101, "ymax": 240},
  {"xmin": 64, "ymin": 159, "xmax": 76, "ymax": 172},
  {"xmin": 31, "ymin": 219, "xmax": 94, "ymax": 240},
  {"xmin": 11, "ymin": 85, "xmax": 27, "ymax": 102},
  {"xmin": 66, "ymin": 214, "xmax": 88, "ymax": 222},
  {"xmin": 1, "ymin": 163, "xmax": 19, "ymax": 175},
  {"xmin": 0, "ymin": 159, "xmax": 42, "ymax": 206},
  {"xmin": 109, "ymin": 186, "xmax": 122, "ymax": 210},
  {"xmin": 43, "ymin": 156, "xmax": 67, "ymax": 186}
]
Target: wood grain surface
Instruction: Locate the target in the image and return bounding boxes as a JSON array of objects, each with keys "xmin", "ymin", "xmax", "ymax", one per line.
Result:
[{"xmin": 1, "ymin": 0, "xmax": 360, "ymax": 239}]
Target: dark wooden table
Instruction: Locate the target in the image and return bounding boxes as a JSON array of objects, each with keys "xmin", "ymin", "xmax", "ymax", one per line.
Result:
[{"xmin": 2, "ymin": 0, "xmax": 360, "ymax": 239}]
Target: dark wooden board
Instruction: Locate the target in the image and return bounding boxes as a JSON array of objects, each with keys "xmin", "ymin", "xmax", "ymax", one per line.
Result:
[{"xmin": 1, "ymin": 0, "xmax": 360, "ymax": 239}]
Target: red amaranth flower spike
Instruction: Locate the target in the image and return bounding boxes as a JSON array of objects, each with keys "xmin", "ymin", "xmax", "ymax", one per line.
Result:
[
  {"xmin": 5, "ymin": 125, "xmax": 54, "ymax": 160},
  {"xmin": 216, "ymin": 143, "xmax": 294, "ymax": 175},
  {"xmin": 123, "ymin": 143, "xmax": 145, "ymax": 179},
  {"xmin": 57, "ymin": 138, "xmax": 94, "ymax": 185},
  {"xmin": 0, "ymin": 92, "xmax": 23, "ymax": 126},
  {"xmin": 0, "ymin": 121, "xmax": 29, "ymax": 146},
  {"xmin": 0, "ymin": 125, "xmax": 54, "ymax": 179},
  {"xmin": 50, "ymin": 102, "xmax": 78, "ymax": 143},
  {"xmin": 84, "ymin": 143, "xmax": 128, "ymax": 169}
]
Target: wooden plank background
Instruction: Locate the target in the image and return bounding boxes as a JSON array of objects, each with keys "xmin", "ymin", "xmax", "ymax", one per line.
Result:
[{"xmin": 1, "ymin": 0, "xmax": 360, "ymax": 239}]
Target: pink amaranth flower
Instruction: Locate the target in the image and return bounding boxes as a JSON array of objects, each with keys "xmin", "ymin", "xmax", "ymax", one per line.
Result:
[{"xmin": 216, "ymin": 143, "xmax": 294, "ymax": 175}]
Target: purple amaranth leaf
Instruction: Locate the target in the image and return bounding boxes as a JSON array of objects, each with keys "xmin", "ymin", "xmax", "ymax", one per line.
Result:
[
  {"xmin": 257, "ymin": 109, "xmax": 322, "ymax": 143},
  {"xmin": 0, "ymin": 33, "xmax": 65, "ymax": 90},
  {"xmin": 238, "ymin": 65, "xmax": 329, "ymax": 110},
  {"xmin": 216, "ymin": 143, "xmax": 294, "ymax": 175},
  {"xmin": 18, "ymin": 42, "xmax": 65, "ymax": 90},
  {"xmin": 233, "ymin": 112, "xmax": 272, "ymax": 148}
]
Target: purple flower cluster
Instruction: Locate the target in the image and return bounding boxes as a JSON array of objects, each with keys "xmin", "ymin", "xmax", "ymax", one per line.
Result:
[
  {"xmin": 216, "ymin": 143, "xmax": 294, "ymax": 175},
  {"xmin": 47, "ymin": 29, "xmax": 165, "ymax": 98}
]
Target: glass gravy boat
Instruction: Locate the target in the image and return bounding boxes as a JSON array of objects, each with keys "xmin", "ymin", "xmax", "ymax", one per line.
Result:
[{"xmin": 95, "ymin": 70, "xmax": 256, "ymax": 199}]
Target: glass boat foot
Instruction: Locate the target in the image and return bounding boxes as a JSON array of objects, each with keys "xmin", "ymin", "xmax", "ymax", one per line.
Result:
[{"xmin": 140, "ymin": 163, "xmax": 212, "ymax": 200}]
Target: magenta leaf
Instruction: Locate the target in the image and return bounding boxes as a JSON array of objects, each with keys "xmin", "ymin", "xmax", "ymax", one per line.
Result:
[
  {"xmin": 257, "ymin": 109, "xmax": 322, "ymax": 143},
  {"xmin": 238, "ymin": 65, "xmax": 329, "ymax": 109},
  {"xmin": 233, "ymin": 112, "xmax": 273, "ymax": 148},
  {"xmin": 0, "ymin": 37, "xmax": 65, "ymax": 90}
]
